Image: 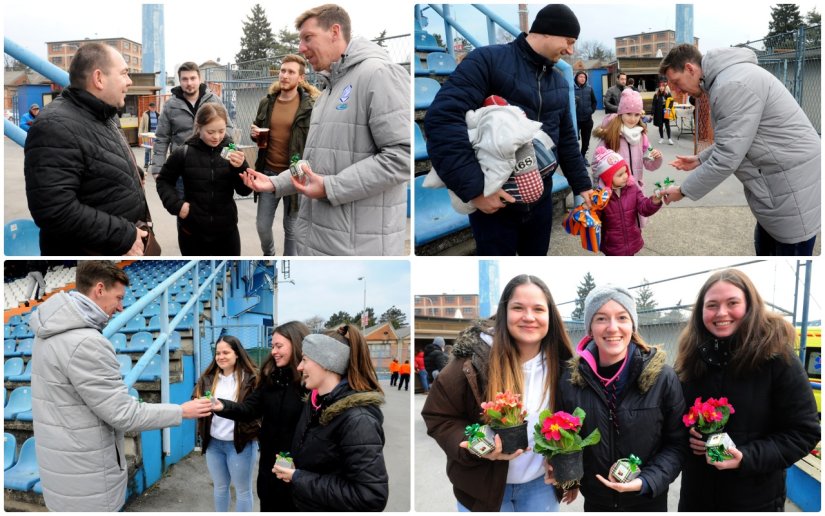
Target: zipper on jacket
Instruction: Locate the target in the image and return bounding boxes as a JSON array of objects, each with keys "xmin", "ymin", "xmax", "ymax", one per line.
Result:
[{"xmin": 536, "ymin": 66, "xmax": 547, "ymax": 121}]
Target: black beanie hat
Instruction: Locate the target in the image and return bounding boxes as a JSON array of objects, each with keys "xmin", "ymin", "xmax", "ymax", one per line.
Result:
[{"xmin": 530, "ymin": 4, "xmax": 580, "ymax": 39}]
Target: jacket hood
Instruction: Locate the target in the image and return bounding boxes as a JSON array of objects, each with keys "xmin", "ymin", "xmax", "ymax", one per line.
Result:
[
  {"xmin": 267, "ymin": 82, "xmax": 321, "ymax": 99},
  {"xmin": 323, "ymin": 37, "xmax": 391, "ymax": 88},
  {"xmin": 568, "ymin": 337, "xmax": 666, "ymax": 394},
  {"xmin": 171, "ymin": 83, "xmax": 210, "ymax": 101},
  {"xmin": 29, "ymin": 292, "xmax": 96, "ymax": 339},
  {"xmin": 574, "ymin": 71, "xmax": 588, "ymax": 84},
  {"xmin": 701, "ymin": 47, "xmax": 758, "ymax": 92},
  {"xmin": 451, "ymin": 320, "xmax": 494, "ymax": 359},
  {"xmin": 319, "ymin": 387, "xmax": 384, "ymax": 426}
]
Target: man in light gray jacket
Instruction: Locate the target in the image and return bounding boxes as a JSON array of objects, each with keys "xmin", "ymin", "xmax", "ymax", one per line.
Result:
[
  {"xmin": 30, "ymin": 261, "xmax": 212, "ymax": 511},
  {"xmin": 242, "ymin": 4, "xmax": 410, "ymax": 255},
  {"xmin": 659, "ymin": 44, "xmax": 820, "ymax": 255}
]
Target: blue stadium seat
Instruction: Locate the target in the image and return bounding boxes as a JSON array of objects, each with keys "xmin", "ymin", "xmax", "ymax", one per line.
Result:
[
  {"xmin": 137, "ymin": 356, "xmax": 161, "ymax": 382},
  {"xmin": 110, "ymin": 332, "xmax": 128, "ymax": 352},
  {"xmin": 128, "ymin": 387, "xmax": 140, "ymax": 400},
  {"xmin": 4, "ymin": 219, "xmax": 41, "ymax": 256},
  {"xmin": 143, "ymin": 303, "xmax": 161, "ymax": 317},
  {"xmin": 8, "ymin": 359, "xmax": 32, "ymax": 382},
  {"xmin": 415, "ymin": 30, "xmax": 444, "ymax": 52},
  {"xmin": 4, "ymin": 436, "xmax": 39, "ymax": 490},
  {"xmin": 32, "ymin": 481, "xmax": 43, "ymax": 494},
  {"xmin": 426, "ymin": 51, "xmax": 457, "ymax": 75},
  {"xmin": 15, "ymin": 338, "xmax": 34, "ymax": 356},
  {"xmin": 12, "ymin": 325, "xmax": 33, "ymax": 339},
  {"xmin": 414, "ymin": 124, "xmax": 429, "ymax": 161},
  {"xmin": 4, "ymin": 433, "xmax": 17, "ymax": 470},
  {"xmin": 124, "ymin": 314, "xmax": 147, "ymax": 333},
  {"xmin": 414, "ymin": 175, "xmax": 471, "ymax": 246},
  {"xmin": 7, "ymin": 315, "xmax": 24, "ymax": 327},
  {"xmin": 16, "ymin": 410, "xmax": 32, "ymax": 422},
  {"xmin": 129, "ymin": 331, "xmax": 154, "ymax": 352},
  {"xmin": 415, "ymin": 78, "xmax": 441, "ymax": 110},
  {"xmin": 4, "ymin": 326, "xmax": 14, "ymax": 339},
  {"xmin": 168, "ymin": 302, "xmax": 182, "ymax": 316},
  {"xmin": 4, "ymin": 387, "xmax": 32, "ymax": 420},
  {"xmin": 4, "ymin": 357, "xmax": 24, "ymax": 381},
  {"xmin": 116, "ymin": 354, "xmax": 132, "ymax": 377},
  {"xmin": 415, "ymin": 58, "xmax": 429, "ymax": 76},
  {"xmin": 2, "ymin": 386, "xmax": 6, "ymax": 407},
  {"xmin": 145, "ymin": 315, "xmax": 162, "ymax": 333},
  {"xmin": 167, "ymin": 331, "xmax": 182, "ymax": 352},
  {"xmin": 3, "ymin": 339, "xmax": 20, "ymax": 357},
  {"xmin": 175, "ymin": 313, "xmax": 194, "ymax": 331}
]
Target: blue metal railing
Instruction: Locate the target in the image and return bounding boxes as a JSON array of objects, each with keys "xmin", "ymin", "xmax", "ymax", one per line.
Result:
[
  {"xmin": 103, "ymin": 259, "xmax": 228, "ymax": 456},
  {"xmin": 4, "ymin": 37, "xmax": 70, "ymax": 148}
]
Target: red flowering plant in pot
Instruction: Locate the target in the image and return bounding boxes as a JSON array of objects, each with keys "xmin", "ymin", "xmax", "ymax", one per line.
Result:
[
  {"xmin": 481, "ymin": 391, "xmax": 529, "ymax": 454},
  {"xmin": 533, "ymin": 407, "xmax": 601, "ymax": 489},
  {"xmin": 682, "ymin": 396, "xmax": 736, "ymax": 462}
]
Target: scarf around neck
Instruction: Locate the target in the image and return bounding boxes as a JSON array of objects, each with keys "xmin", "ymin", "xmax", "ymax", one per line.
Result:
[
  {"xmin": 621, "ymin": 124, "xmax": 644, "ymax": 146},
  {"xmin": 68, "ymin": 291, "xmax": 110, "ymax": 331}
]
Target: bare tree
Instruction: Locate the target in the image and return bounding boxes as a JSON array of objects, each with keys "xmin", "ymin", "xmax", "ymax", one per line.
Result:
[{"xmin": 575, "ymin": 40, "xmax": 615, "ymax": 62}]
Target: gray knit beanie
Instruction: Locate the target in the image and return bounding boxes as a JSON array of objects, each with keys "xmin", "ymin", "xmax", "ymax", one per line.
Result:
[
  {"xmin": 433, "ymin": 336, "xmax": 445, "ymax": 349},
  {"xmin": 583, "ymin": 285, "xmax": 637, "ymax": 333},
  {"xmin": 302, "ymin": 334, "xmax": 350, "ymax": 375}
]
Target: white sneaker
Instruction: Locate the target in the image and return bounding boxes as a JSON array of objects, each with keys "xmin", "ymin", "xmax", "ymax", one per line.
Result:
[
  {"xmin": 668, "ymin": 139, "xmax": 674, "ymax": 145},
  {"xmin": 658, "ymin": 138, "xmax": 663, "ymax": 144}
]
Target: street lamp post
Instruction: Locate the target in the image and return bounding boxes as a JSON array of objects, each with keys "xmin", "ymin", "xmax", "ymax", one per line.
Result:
[
  {"xmin": 358, "ymin": 276, "xmax": 367, "ymax": 329},
  {"xmin": 415, "ymin": 295, "xmax": 436, "ymax": 316}
]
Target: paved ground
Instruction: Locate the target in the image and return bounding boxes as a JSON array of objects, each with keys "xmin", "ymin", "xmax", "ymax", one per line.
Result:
[
  {"xmin": 124, "ymin": 379, "xmax": 411, "ymax": 512},
  {"xmin": 3, "ymin": 139, "xmax": 411, "ymax": 256},
  {"xmin": 429, "ymin": 110, "xmax": 821, "ymax": 256},
  {"xmin": 413, "ymin": 392, "xmax": 802, "ymax": 512}
]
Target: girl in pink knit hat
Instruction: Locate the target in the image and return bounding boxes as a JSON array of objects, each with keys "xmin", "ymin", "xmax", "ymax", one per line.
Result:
[{"xmin": 592, "ymin": 88, "xmax": 663, "ymax": 197}]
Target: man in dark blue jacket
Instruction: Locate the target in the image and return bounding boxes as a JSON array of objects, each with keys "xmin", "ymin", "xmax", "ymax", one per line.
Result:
[
  {"xmin": 424, "ymin": 4, "xmax": 593, "ymax": 255},
  {"xmin": 574, "ymin": 71, "xmax": 597, "ymax": 164}
]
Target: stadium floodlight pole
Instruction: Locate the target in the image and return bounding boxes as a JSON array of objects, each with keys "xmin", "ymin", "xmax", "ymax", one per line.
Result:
[{"xmin": 358, "ymin": 276, "xmax": 367, "ymax": 329}]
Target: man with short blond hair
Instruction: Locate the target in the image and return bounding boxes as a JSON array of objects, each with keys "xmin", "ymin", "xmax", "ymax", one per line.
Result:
[
  {"xmin": 658, "ymin": 43, "xmax": 820, "ymax": 255},
  {"xmin": 243, "ymin": 3, "xmax": 410, "ymax": 255},
  {"xmin": 30, "ymin": 261, "xmax": 212, "ymax": 511},
  {"xmin": 24, "ymin": 43, "xmax": 149, "ymax": 255}
]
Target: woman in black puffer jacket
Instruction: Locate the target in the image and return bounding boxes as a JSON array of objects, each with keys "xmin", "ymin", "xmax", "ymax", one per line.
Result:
[
  {"xmin": 272, "ymin": 325, "xmax": 388, "ymax": 512},
  {"xmin": 556, "ymin": 285, "xmax": 687, "ymax": 511},
  {"xmin": 674, "ymin": 269, "xmax": 819, "ymax": 511},
  {"xmin": 156, "ymin": 103, "xmax": 251, "ymax": 255},
  {"xmin": 213, "ymin": 321, "xmax": 309, "ymax": 512}
]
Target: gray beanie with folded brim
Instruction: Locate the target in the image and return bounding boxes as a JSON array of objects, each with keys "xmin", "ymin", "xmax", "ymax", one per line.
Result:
[
  {"xmin": 302, "ymin": 334, "xmax": 350, "ymax": 375},
  {"xmin": 583, "ymin": 285, "xmax": 637, "ymax": 333}
]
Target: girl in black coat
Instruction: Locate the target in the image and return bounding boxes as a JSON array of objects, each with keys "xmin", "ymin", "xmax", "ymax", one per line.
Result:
[
  {"xmin": 674, "ymin": 269, "xmax": 819, "ymax": 511},
  {"xmin": 213, "ymin": 321, "xmax": 309, "ymax": 512},
  {"xmin": 156, "ymin": 103, "xmax": 251, "ymax": 255},
  {"xmin": 272, "ymin": 325, "xmax": 388, "ymax": 512},
  {"xmin": 554, "ymin": 285, "xmax": 687, "ymax": 511}
]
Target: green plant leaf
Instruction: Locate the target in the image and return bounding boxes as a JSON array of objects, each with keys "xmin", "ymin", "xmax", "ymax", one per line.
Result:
[{"xmin": 580, "ymin": 428, "xmax": 601, "ymax": 448}]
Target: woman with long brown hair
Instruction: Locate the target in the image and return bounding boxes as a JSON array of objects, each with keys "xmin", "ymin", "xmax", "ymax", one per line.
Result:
[
  {"xmin": 422, "ymin": 274, "xmax": 575, "ymax": 511},
  {"xmin": 675, "ymin": 269, "xmax": 819, "ymax": 511},
  {"xmin": 212, "ymin": 321, "xmax": 309, "ymax": 512},
  {"xmin": 271, "ymin": 324, "xmax": 387, "ymax": 511},
  {"xmin": 193, "ymin": 335, "xmax": 259, "ymax": 512}
]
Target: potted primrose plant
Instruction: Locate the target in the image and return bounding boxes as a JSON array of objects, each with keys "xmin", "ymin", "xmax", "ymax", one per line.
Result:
[
  {"xmin": 481, "ymin": 391, "xmax": 529, "ymax": 454},
  {"xmin": 682, "ymin": 396, "xmax": 736, "ymax": 463},
  {"xmin": 532, "ymin": 407, "xmax": 601, "ymax": 489}
]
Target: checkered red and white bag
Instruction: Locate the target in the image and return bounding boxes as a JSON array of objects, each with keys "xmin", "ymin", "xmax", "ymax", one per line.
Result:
[{"xmin": 502, "ymin": 139, "xmax": 555, "ymax": 204}]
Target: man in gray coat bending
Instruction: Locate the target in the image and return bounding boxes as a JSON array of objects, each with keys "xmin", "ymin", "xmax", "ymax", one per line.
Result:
[
  {"xmin": 30, "ymin": 261, "xmax": 212, "ymax": 512},
  {"xmin": 243, "ymin": 3, "xmax": 410, "ymax": 256},
  {"xmin": 659, "ymin": 44, "xmax": 820, "ymax": 256}
]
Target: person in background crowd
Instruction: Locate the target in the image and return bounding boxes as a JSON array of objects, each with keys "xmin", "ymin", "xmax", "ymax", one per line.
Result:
[
  {"xmin": 389, "ymin": 357, "xmax": 400, "ymax": 386},
  {"xmin": 573, "ymin": 71, "xmax": 597, "ymax": 165},
  {"xmin": 651, "ymin": 81, "xmax": 674, "ymax": 145},
  {"xmin": 138, "ymin": 101, "xmax": 159, "ymax": 169},
  {"xmin": 415, "ymin": 349, "xmax": 429, "ymax": 393},
  {"xmin": 603, "ymin": 72, "xmax": 626, "ymax": 114},
  {"xmin": 19, "ymin": 103, "xmax": 39, "ymax": 132},
  {"xmin": 398, "ymin": 359, "xmax": 411, "ymax": 391},
  {"xmin": 424, "ymin": 336, "xmax": 449, "ymax": 383}
]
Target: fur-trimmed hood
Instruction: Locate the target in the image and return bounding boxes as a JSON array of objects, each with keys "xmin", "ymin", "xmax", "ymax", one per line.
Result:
[
  {"xmin": 267, "ymin": 81, "xmax": 321, "ymax": 99},
  {"xmin": 319, "ymin": 390, "xmax": 384, "ymax": 426},
  {"xmin": 568, "ymin": 338, "xmax": 666, "ymax": 394},
  {"xmin": 451, "ymin": 319, "xmax": 495, "ymax": 358}
]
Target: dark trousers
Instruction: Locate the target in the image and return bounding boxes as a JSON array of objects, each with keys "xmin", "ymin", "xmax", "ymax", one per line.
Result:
[
  {"xmin": 468, "ymin": 176, "xmax": 554, "ymax": 256},
  {"xmin": 178, "ymin": 224, "xmax": 241, "ymax": 256},
  {"xmin": 390, "ymin": 372, "xmax": 399, "ymax": 386},
  {"xmin": 584, "ymin": 494, "xmax": 667, "ymax": 512},
  {"xmin": 658, "ymin": 120, "xmax": 672, "ymax": 139},
  {"xmin": 754, "ymin": 223, "xmax": 816, "ymax": 256},
  {"xmin": 578, "ymin": 118, "xmax": 594, "ymax": 158},
  {"xmin": 398, "ymin": 373, "xmax": 410, "ymax": 391}
]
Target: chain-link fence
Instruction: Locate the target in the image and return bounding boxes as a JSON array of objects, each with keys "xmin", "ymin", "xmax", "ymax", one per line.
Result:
[
  {"xmin": 200, "ymin": 33, "xmax": 411, "ymax": 149},
  {"xmin": 198, "ymin": 323, "xmax": 269, "ymax": 375}
]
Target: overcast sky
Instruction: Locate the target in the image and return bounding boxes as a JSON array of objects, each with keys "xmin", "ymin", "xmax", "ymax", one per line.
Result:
[
  {"xmin": 4, "ymin": 0, "xmax": 411, "ymax": 74},
  {"xmin": 275, "ymin": 260, "xmax": 410, "ymax": 325},
  {"xmin": 412, "ymin": 258, "xmax": 821, "ymax": 322},
  {"xmin": 422, "ymin": 2, "xmax": 822, "ymax": 53}
]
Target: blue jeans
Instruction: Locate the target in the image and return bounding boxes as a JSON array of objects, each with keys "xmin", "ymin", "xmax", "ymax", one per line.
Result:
[
  {"xmin": 417, "ymin": 369, "xmax": 429, "ymax": 392},
  {"xmin": 468, "ymin": 175, "xmax": 555, "ymax": 256},
  {"xmin": 457, "ymin": 475, "xmax": 559, "ymax": 512},
  {"xmin": 256, "ymin": 172, "xmax": 297, "ymax": 255},
  {"xmin": 205, "ymin": 438, "xmax": 257, "ymax": 512},
  {"xmin": 144, "ymin": 147, "xmax": 151, "ymax": 167},
  {"xmin": 754, "ymin": 222, "xmax": 816, "ymax": 256}
]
